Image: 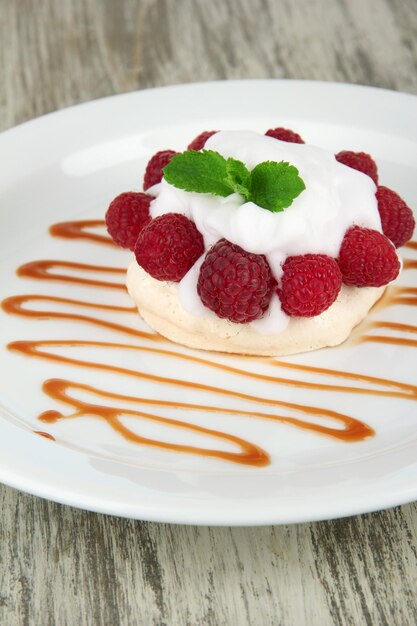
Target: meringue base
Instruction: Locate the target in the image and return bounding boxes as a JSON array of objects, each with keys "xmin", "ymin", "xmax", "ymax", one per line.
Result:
[{"xmin": 126, "ymin": 261, "xmax": 384, "ymax": 357}]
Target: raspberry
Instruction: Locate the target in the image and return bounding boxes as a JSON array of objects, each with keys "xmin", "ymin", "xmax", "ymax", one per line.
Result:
[
  {"xmin": 338, "ymin": 226, "xmax": 400, "ymax": 287},
  {"xmin": 187, "ymin": 131, "xmax": 218, "ymax": 151},
  {"xmin": 376, "ymin": 185, "xmax": 415, "ymax": 248},
  {"xmin": 265, "ymin": 127, "xmax": 305, "ymax": 144},
  {"xmin": 105, "ymin": 192, "xmax": 152, "ymax": 250},
  {"xmin": 135, "ymin": 213, "xmax": 204, "ymax": 282},
  {"xmin": 277, "ymin": 254, "xmax": 342, "ymax": 317},
  {"xmin": 143, "ymin": 150, "xmax": 178, "ymax": 190},
  {"xmin": 335, "ymin": 151, "xmax": 378, "ymax": 185},
  {"xmin": 197, "ymin": 239, "xmax": 274, "ymax": 323}
]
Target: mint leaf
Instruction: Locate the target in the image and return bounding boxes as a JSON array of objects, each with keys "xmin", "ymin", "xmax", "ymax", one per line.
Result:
[
  {"xmin": 249, "ymin": 161, "xmax": 306, "ymax": 212},
  {"xmin": 162, "ymin": 149, "xmax": 306, "ymax": 213},
  {"xmin": 225, "ymin": 158, "xmax": 251, "ymax": 199},
  {"xmin": 163, "ymin": 150, "xmax": 233, "ymax": 197}
]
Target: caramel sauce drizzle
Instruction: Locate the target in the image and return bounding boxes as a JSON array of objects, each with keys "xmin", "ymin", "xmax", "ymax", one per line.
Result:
[
  {"xmin": 357, "ymin": 274, "xmax": 417, "ymax": 348},
  {"xmin": 387, "ymin": 285, "xmax": 417, "ymax": 307},
  {"xmin": 18, "ymin": 260, "xmax": 126, "ymax": 290},
  {"xmin": 38, "ymin": 380, "xmax": 269, "ymax": 466},
  {"xmin": 3, "ymin": 294, "xmax": 415, "ymax": 400},
  {"xmin": 403, "ymin": 258, "xmax": 417, "ymax": 271},
  {"xmin": 2, "ymin": 294, "xmax": 163, "ymax": 342},
  {"xmin": 34, "ymin": 431, "xmax": 56, "ymax": 441},
  {"xmin": 49, "ymin": 219, "xmax": 115, "ymax": 247},
  {"xmin": 7, "ymin": 340, "xmax": 373, "ymax": 446},
  {"xmin": 2, "ymin": 222, "xmax": 417, "ymax": 466},
  {"xmin": 361, "ymin": 335, "xmax": 417, "ymax": 348}
]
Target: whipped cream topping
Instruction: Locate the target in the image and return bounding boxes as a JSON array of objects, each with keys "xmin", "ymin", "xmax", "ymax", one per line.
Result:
[{"xmin": 148, "ymin": 130, "xmax": 382, "ymax": 334}]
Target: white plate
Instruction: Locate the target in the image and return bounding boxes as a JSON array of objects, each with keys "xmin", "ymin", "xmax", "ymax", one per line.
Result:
[{"xmin": 1, "ymin": 80, "xmax": 417, "ymax": 526}]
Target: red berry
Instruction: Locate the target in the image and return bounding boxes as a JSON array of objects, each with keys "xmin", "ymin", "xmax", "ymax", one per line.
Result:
[
  {"xmin": 135, "ymin": 213, "xmax": 204, "ymax": 282},
  {"xmin": 335, "ymin": 151, "xmax": 378, "ymax": 185},
  {"xmin": 143, "ymin": 150, "xmax": 178, "ymax": 190},
  {"xmin": 265, "ymin": 127, "xmax": 305, "ymax": 144},
  {"xmin": 376, "ymin": 185, "xmax": 415, "ymax": 248},
  {"xmin": 197, "ymin": 239, "xmax": 274, "ymax": 323},
  {"xmin": 338, "ymin": 226, "xmax": 400, "ymax": 287},
  {"xmin": 187, "ymin": 131, "xmax": 218, "ymax": 151},
  {"xmin": 277, "ymin": 254, "xmax": 342, "ymax": 317},
  {"xmin": 105, "ymin": 192, "xmax": 152, "ymax": 250}
]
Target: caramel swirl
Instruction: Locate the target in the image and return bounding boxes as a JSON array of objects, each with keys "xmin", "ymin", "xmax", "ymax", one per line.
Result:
[
  {"xmin": 358, "ymin": 280, "xmax": 417, "ymax": 348},
  {"xmin": 49, "ymin": 219, "xmax": 114, "ymax": 247},
  {"xmin": 18, "ymin": 260, "xmax": 126, "ymax": 290},
  {"xmin": 3, "ymin": 294, "xmax": 416, "ymax": 400},
  {"xmin": 1, "ymin": 221, "xmax": 416, "ymax": 466},
  {"xmin": 7, "ymin": 340, "xmax": 373, "ymax": 446},
  {"xmin": 39, "ymin": 379, "xmax": 269, "ymax": 466},
  {"xmin": 34, "ymin": 430, "xmax": 56, "ymax": 441},
  {"xmin": 403, "ymin": 258, "xmax": 417, "ymax": 271},
  {"xmin": 2, "ymin": 295, "xmax": 162, "ymax": 342}
]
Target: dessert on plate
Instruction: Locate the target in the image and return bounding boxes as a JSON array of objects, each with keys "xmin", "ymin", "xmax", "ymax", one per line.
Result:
[{"xmin": 105, "ymin": 126, "xmax": 415, "ymax": 356}]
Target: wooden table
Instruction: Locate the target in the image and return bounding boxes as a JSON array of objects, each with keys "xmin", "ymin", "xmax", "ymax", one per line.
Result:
[{"xmin": 1, "ymin": 1, "xmax": 417, "ymax": 624}]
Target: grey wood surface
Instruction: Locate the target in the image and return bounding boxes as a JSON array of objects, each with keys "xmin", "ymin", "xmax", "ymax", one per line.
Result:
[{"xmin": 1, "ymin": 0, "xmax": 417, "ymax": 624}]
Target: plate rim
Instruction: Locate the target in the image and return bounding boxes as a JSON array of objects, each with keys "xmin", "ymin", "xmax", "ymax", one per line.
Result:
[
  {"xmin": 2, "ymin": 77, "xmax": 417, "ymax": 140},
  {"xmin": 1, "ymin": 78, "xmax": 417, "ymax": 525}
]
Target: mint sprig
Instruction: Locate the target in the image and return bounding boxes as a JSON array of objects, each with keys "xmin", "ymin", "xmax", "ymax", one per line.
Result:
[
  {"xmin": 224, "ymin": 158, "xmax": 251, "ymax": 200},
  {"xmin": 249, "ymin": 161, "xmax": 306, "ymax": 212},
  {"xmin": 163, "ymin": 150, "xmax": 305, "ymax": 212},
  {"xmin": 163, "ymin": 150, "xmax": 232, "ymax": 197}
]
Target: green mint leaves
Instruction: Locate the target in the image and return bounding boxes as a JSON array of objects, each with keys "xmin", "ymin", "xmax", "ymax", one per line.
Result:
[
  {"xmin": 163, "ymin": 150, "xmax": 305, "ymax": 212},
  {"xmin": 224, "ymin": 158, "xmax": 251, "ymax": 200},
  {"xmin": 163, "ymin": 150, "xmax": 232, "ymax": 197},
  {"xmin": 249, "ymin": 161, "xmax": 306, "ymax": 212}
]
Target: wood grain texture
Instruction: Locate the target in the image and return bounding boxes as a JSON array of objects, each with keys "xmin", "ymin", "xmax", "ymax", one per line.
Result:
[{"xmin": 1, "ymin": 0, "xmax": 417, "ymax": 624}]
